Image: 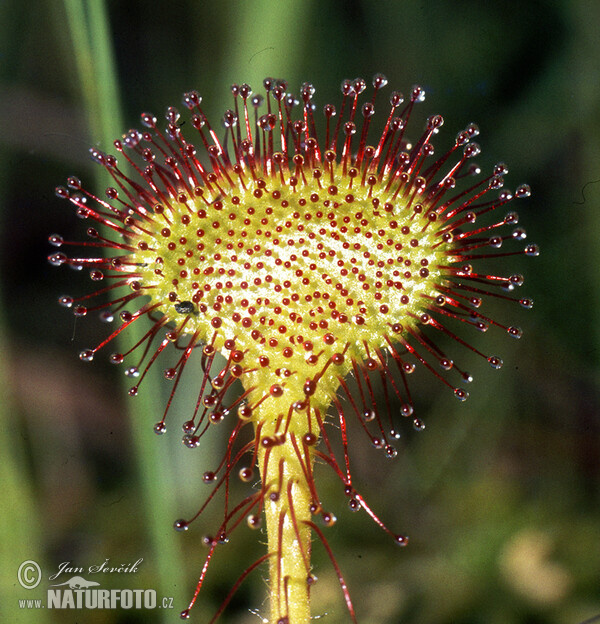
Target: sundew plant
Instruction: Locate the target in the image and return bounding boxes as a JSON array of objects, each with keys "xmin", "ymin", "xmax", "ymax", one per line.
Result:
[{"xmin": 50, "ymin": 75, "xmax": 537, "ymax": 623}]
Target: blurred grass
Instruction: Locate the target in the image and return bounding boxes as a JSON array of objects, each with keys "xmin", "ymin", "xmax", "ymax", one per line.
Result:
[
  {"xmin": 61, "ymin": 1, "xmax": 188, "ymax": 620},
  {"xmin": 0, "ymin": 0, "xmax": 599, "ymax": 623}
]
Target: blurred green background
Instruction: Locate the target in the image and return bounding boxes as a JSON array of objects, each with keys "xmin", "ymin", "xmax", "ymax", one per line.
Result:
[{"xmin": 1, "ymin": 1, "xmax": 599, "ymax": 623}]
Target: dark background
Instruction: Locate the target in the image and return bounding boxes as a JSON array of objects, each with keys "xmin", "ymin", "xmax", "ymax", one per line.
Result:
[{"xmin": 1, "ymin": 1, "xmax": 599, "ymax": 623}]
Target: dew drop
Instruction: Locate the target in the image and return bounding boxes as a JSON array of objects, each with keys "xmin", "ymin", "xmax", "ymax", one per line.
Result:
[
  {"xmin": 454, "ymin": 388, "xmax": 469, "ymax": 401},
  {"xmin": 512, "ymin": 227, "xmax": 527, "ymax": 241},
  {"xmin": 55, "ymin": 186, "xmax": 70, "ymax": 199},
  {"xmin": 348, "ymin": 498, "xmax": 361, "ymax": 512},
  {"xmin": 520, "ymin": 298, "xmax": 534, "ymax": 309},
  {"xmin": 247, "ymin": 514, "xmax": 262, "ymax": 529},
  {"xmin": 494, "ymin": 163, "xmax": 509, "ymax": 176},
  {"xmin": 79, "ymin": 349, "xmax": 94, "ymax": 362},
  {"xmin": 488, "ymin": 356, "xmax": 503, "ymax": 369},
  {"xmin": 128, "ymin": 386, "xmax": 138, "ymax": 397},
  {"xmin": 48, "ymin": 252, "xmax": 68, "ymax": 266},
  {"xmin": 400, "ymin": 403, "xmax": 413, "ymax": 418},
  {"xmin": 507, "ymin": 326, "xmax": 523, "ymax": 339},
  {"xmin": 395, "ymin": 534, "xmax": 409, "ymax": 547},
  {"xmin": 180, "ymin": 609, "xmax": 190, "ymax": 619},
  {"xmin": 515, "ymin": 184, "xmax": 531, "ymax": 198},
  {"xmin": 413, "ymin": 418, "xmax": 426, "ymax": 432},
  {"xmin": 203, "ymin": 471, "xmax": 216, "ymax": 483},
  {"xmin": 362, "ymin": 409, "xmax": 376, "ymax": 422},
  {"xmin": 154, "ymin": 422, "xmax": 167, "ymax": 435},
  {"xmin": 109, "ymin": 353, "xmax": 123, "ymax": 365},
  {"xmin": 239, "ymin": 467, "xmax": 254, "ymax": 482},
  {"xmin": 58, "ymin": 295, "xmax": 73, "ymax": 308},
  {"xmin": 390, "ymin": 428, "xmax": 401, "ymax": 440},
  {"xmin": 141, "ymin": 112, "xmax": 157, "ymax": 128},
  {"xmin": 385, "ymin": 445, "xmax": 398, "ymax": 459},
  {"xmin": 99, "ymin": 311, "xmax": 114, "ymax": 323},
  {"xmin": 182, "ymin": 434, "xmax": 200, "ymax": 448},
  {"xmin": 48, "ymin": 234, "xmax": 64, "ymax": 247},
  {"xmin": 525, "ymin": 243, "xmax": 540, "ymax": 257},
  {"xmin": 411, "ymin": 85, "xmax": 425, "ymax": 102},
  {"xmin": 173, "ymin": 519, "xmax": 189, "ymax": 532},
  {"xmin": 440, "ymin": 358, "xmax": 453, "ymax": 370},
  {"xmin": 164, "ymin": 368, "xmax": 177, "ymax": 380},
  {"xmin": 182, "ymin": 420, "xmax": 195, "ymax": 433},
  {"xmin": 321, "ymin": 511, "xmax": 337, "ymax": 527},
  {"xmin": 372, "ymin": 72, "xmax": 388, "ymax": 89},
  {"xmin": 238, "ymin": 402, "xmax": 253, "ymax": 420}
]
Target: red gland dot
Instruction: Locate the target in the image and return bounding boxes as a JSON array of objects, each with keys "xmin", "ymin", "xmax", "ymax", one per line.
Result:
[
  {"xmin": 303, "ymin": 379, "xmax": 316, "ymax": 396},
  {"xmin": 270, "ymin": 384, "xmax": 284, "ymax": 397}
]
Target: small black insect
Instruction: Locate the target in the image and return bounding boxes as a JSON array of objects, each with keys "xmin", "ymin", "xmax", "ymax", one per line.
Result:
[{"xmin": 174, "ymin": 300, "xmax": 196, "ymax": 314}]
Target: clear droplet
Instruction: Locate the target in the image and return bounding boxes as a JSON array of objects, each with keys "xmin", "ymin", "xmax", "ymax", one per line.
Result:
[
  {"xmin": 525, "ymin": 243, "xmax": 540, "ymax": 257},
  {"xmin": 99, "ymin": 311, "xmax": 114, "ymax": 323},
  {"xmin": 48, "ymin": 252, "xmax": 67, "ymax": 266},
  {"xmin": 520, "ymin": 298, "xmax": 534, "ymax": 309},
  {"xmin": 182, "ymin": 420, "xmax": 195, "ymax": 433},
  {"xmin": 348, "ymin": 498, "xmax": 361, "ymax": 512},
  {"xmin": 488, "ymin": 356, "xmax": 503, "ymax": 369},
  {"xmin": 508, "ymin": 326, "xmax": 523, "ymax": 339},
  {"xmin": 400, "ymin": 403, "xmax": 413, "ymax": 417},
  {"xmin": 79, "ymin": 349, "xmax": 94, "ymax": 362},
  {"xmin": 454, "ymin": 388, "xmax": 469, "ymax": 401},
  {"xmin": 173, "ymin": 519, "xmax": 189, "ymax": 532},
  {"xmin": 390, "ymin": 428, "xmax": 401, "ymax": 440},
  {"xmin": 413, "ymin": 418, "xmax": 426, "ymax": 431},
  {"xmin": 182, "ymin": 434, "xmax": 200, "ymax": 448},
  {"xmin": 362, "ymin": 409, "xmax": 376, "ymax": 422},
  {"xmin": 109, "ymin": 353, "xmax": 123, "ymax": 365}
]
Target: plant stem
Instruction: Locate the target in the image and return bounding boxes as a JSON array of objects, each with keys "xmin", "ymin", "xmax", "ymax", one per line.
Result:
[{"xmin": 258, "ymin": 437, "xmax": 313, "ymax": 624}]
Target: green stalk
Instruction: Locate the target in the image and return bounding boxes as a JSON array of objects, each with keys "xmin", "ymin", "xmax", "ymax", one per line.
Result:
[
  {"xmin": 61, "ymin": 0, "xmax": 186, "ymax": 614},
  {"xmin": 258, "ymin": 440, "xmax": 313, "ymax": 624}
]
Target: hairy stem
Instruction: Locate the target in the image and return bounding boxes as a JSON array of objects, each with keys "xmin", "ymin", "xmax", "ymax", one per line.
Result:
[{"xmin": 258, "ymin": 437, "xmax": 313, "ymax": 624}]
